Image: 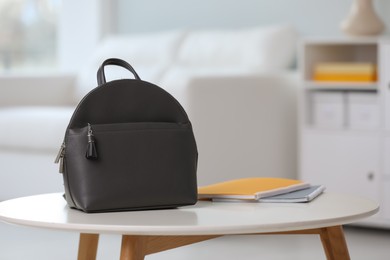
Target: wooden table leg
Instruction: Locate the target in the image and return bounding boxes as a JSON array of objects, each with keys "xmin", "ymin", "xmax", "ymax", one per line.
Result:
[
  {"xmin": 120, "ymin": 235, "xmax": 146, "ymax": 260},
  {"xmin": 259, "ymin": 226, "xmax": 351, "ymax": 260},
  {"xmin": 319, "ymin": 226, "xmax": 350, "ymax": 260},
  {"xmin": 119, "ymin": 235, "xmax": 218, "ymax": 260},
  {"xmin": 78, "ymin": 233, "xmax": 99, "ymax": 260}
]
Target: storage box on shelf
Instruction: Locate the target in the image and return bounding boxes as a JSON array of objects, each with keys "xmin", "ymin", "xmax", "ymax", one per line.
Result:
[
  {"xmin": 298, "ymin": 37, "xmax": 390, "ymax": 228},
  {"xmin": 348, "ymin": 92, "xmax": 380, "ymax": 130},
  {"xmin": 310, "ymin": 91, "xmax": 346, "ymax": 129}
]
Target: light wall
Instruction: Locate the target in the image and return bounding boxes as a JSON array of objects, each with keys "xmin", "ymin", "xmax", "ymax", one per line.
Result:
[
  {"xmin": 58, "ymin": 0, "xmax": 116, "ymax": 72},
  {"xmin": 115, "ymin": 0, "xmax": 390, "ymax": 36},
  {"xmin": 58, "ymin": 0, "xmax": 390, "ymax": 72}
]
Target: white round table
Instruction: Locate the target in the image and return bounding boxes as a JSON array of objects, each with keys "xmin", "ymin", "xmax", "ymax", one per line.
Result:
[{"xmin": 0, "ymin": 192, "xmax": 379, "ymax": 260}]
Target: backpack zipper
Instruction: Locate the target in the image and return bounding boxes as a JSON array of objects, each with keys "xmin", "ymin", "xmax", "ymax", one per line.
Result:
[
  {"xmin": 54, "ymin": 142, "xmax": 65, "ymax": 173},
  {"xmin": 55, "ymin": 123, "xmax": 98, "ymax": 173}
]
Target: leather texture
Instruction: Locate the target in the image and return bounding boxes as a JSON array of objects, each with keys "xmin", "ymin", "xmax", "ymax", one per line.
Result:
[{"xmin": 62, "ymin": 58, "xmax": 198, "ymax": 213}]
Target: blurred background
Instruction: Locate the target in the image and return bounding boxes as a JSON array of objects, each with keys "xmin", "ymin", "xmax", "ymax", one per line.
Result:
[
  {"xmin": 0, "ymin": 0, "xmax": 388, "ymax": 74},
  {"xmin": 1, "ymin": 1, "xmax": 390, "ymax": 259}
]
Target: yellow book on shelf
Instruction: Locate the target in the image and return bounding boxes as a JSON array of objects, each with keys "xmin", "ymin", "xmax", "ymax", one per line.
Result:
[
  {"xmin": 197, "ymin": 178, "xmax": 310, "ymax": 200},
  {"xmin": 314, "ymin": 74, "xmax": 377, "ymax": 82},
  {"xmin": 313, "ymin": 62, "xmax": 377, "ymax": 82},
  {"xmin": 314, "ymin": 62, "xmax": 376, "ymax": 74}
]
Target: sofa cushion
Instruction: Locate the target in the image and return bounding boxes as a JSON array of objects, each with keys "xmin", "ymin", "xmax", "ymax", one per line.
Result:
[
  {"xmin": 176, "ymin": 25, "xmax": 297, "ymax": 71},
  {"xmin": 0, "ymin": 107, "xmax": 73, "ymax": 151},
  {"xmin": 159, "ymin": 67, "xmax": 257, "ymax": 109},
  {"xmin": 75, "ymin": 30, "xmax": 185, "ymax": 101}
]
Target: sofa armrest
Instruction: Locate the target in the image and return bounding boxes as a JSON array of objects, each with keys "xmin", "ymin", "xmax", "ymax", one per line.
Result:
[
  {"xmin": 0, "ymin": 74, "xmax": 77, "ymax": 107},
  {"xmin": 185, "ymin": 71, "xmax": 299, "ymax": 127},
  {"xmin": 184, "ymin": 72, "xmax": 300, "ymax": 185}
]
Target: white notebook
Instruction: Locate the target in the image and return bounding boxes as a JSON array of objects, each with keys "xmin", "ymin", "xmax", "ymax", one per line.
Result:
[
  {"xmin": 212, "ymin": 185, "xmax": 325, "ymax": 203},
  {"xmin": 258, "ymin": 185, "xmax": 326, "ymax": 203}
]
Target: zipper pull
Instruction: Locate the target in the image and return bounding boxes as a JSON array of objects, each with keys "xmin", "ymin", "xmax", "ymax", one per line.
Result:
[
  {"xmin": 59, "ymin": 156, "xmax": 65, "ymax": 174},
  {"xmin": 86, "ymin": 123, "xmax": 98, "ymax": 160},
  {"xmin": 55, "ymin": 142, "xmax": 65, "ymax": 163},
  {"xmin": 55, "ymin": 142, "xmax": 66, "ymax": 173}
]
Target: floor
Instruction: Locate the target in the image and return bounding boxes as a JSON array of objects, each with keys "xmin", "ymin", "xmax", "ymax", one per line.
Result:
[{"xmin": 0, "ymin": 222, "xmax": 389, "ymax": 259}]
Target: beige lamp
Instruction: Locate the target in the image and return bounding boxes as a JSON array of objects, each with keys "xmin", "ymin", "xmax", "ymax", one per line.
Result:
[{"xmin": 340, "ymin": 0, "xmax": 385, "ymax": 36}]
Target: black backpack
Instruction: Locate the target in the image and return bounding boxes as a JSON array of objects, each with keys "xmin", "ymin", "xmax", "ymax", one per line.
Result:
[{"xmin": 55, "ymin": 58, "xmax": 198, "ymax": 213}]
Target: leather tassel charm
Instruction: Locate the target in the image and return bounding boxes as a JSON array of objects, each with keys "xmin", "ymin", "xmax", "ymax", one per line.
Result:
[{"xmin": 86, "ymin": 123, "xmax": 98, "ymax": 160}]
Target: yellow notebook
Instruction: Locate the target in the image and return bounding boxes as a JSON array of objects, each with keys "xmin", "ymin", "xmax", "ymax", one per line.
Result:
[{"xmin": 197, "ymin": 178, "xmax": 310, "ymax": 200}]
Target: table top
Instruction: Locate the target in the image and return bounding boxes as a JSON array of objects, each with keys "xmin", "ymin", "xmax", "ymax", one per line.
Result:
[{"xmin": 0, "ymin": 193, "xmax": 379, "ymax": 236}]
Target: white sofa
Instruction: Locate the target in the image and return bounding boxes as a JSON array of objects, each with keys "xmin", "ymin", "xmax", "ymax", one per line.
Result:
[{"xmin": 0, "ymin": 25, "xmax": 299, "ymax": 200}]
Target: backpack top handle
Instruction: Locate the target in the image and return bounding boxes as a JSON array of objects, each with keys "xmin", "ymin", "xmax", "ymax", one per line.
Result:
[{"xmin": 97, "ymin": 58, "xmax": 141, "ymax": 85}]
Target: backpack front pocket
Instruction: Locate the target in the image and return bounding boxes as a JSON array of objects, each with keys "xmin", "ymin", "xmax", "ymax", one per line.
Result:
[{"xmin": 64, "ymin": 122, "xmax": 198, "ymax": 212}]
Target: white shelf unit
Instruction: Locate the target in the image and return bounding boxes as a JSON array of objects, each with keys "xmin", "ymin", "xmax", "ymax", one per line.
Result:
[{"xmin": 299, "ymin": 37, "xmax": 390, "ymax": 228}]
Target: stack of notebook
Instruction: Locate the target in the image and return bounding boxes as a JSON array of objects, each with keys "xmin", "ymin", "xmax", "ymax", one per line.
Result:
[
  {"xmin": 197, "ymin": 177, "xmax": 325, "ymax": 203},
  {"xmin": 313, "ymin": 62, "xmax": 377, "ymax": 82}
]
